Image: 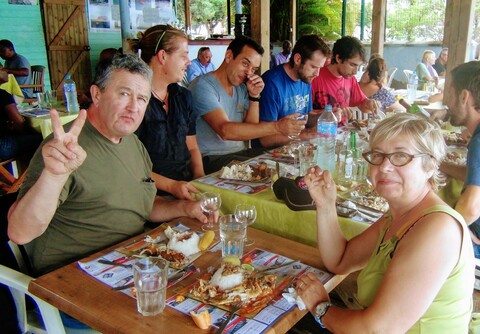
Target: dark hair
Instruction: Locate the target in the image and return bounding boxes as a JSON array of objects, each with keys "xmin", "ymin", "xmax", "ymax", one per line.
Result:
[
  {"xmin": 0, "ymin": 39, "xmax": 14, "ymax": 51},
  {"xmin": 282, "ymin": 40, "xmax": 292, "ymax": 50},
  {"xmin": 130, "ymin": 24, "xmax": 187, "ymax": 64},
  {"xmin": 227, "ymin": 36, "xmax": 264, "ymax": 59},
  {"xmin": 331, "ymin": 36, "xmax": 366, "ymax": 64},
  {"xmin": 198, "ymin": 47, "xmax": 211, "ymax": 57},
  {"xmin": 450, "ymin": 61, "xmax": 480, "ymax": 111},
  {"xmin": 288, "ymin": 35, "xmax": 331, "ymax": 67},
  {"xmin": 93, "ymin": 54, "xmax": 152, "ymax": 91},
  {"xmin": 366, "ymin": 57, "xmax": 387, "ymax": 85},
  {"xmin": 99, "ymin": 48, "xmax": 121, "ymax": 62}
]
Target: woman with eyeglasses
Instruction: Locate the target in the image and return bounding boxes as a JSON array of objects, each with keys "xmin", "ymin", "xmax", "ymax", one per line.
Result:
[
  {"xmin": 130, "ymin": 25, "xmax": 204, "ymax": 200},
  {"xmin": 295, "ymin": 113, "xmax": 473, "ymax": 333}
]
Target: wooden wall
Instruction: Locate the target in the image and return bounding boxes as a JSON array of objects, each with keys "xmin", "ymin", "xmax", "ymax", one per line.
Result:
[{"xmin": 0, "ymin": 0, "xmax": 51, "ymax": 91}]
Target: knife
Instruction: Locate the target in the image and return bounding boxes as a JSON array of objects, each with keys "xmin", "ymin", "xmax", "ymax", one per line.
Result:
[
  {"xmin": 98, "ymin": 259, "xmax": 133, "ymax": 268},
  {"xmin": 257, "ymin": 260, "xmax": 298, "ymax": 273},
  {"xmin": 112, "ymin": 266, "xmax": 195, "ymax": 291}
]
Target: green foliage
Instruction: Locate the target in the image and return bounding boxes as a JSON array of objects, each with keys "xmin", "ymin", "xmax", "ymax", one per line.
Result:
[
  {"xmin": 385, "ymin": 0, "xmax": 446, "ymax": 42},
  {"xmin": 176, "ymin": 0, "xmax": 234, "ymax": 33},
  {"xmin": 297, "ymin": 0, "xmax": 343, "ymax": 41}
]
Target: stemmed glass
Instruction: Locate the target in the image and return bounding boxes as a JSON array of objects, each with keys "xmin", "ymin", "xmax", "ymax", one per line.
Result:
[
  {"xmin": 200, "ymin": 192, "xmax": 222, "ymax": 231},
  {"xmin": 234, "ymin": 203, "xmax": 257, "ymax": 246}
]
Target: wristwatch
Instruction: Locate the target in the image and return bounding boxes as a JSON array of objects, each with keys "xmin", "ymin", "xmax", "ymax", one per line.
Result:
[
  {"xmin": 314, "ymin": 301, "xmax": 332, "ymax": 328},
  {"xmin": 248, "ymin": 95, "xmax": 261, "ymax": 102}
]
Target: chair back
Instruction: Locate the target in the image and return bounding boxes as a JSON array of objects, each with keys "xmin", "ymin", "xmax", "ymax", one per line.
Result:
[
  {"xmin": 30, "ymin": 65, "xmax": 46, "ymax": 94},
  {"xmin": 387, "ymin": 67, "xmax": 397, "ymax": 88},
  {"xmin": 19, "ymin": 65, "xmax": 46, "ymax": 104}
]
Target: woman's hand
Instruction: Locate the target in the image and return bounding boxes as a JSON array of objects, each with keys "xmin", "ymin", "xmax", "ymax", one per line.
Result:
[
  {"xmin": 304, "ymin": 166, "xmax": 337, "ymax": 208},
  {"xmin": 170, "ymin": 181, "xmax": 199, "ymax": 201},
  {"xmin": 296, "ymin": 272, "xmax": 330, "ymax": 313}
]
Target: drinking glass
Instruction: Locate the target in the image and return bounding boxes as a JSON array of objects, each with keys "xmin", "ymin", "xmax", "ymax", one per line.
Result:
[
  {"xmin": 133, "ymin": 257, "xmax": 168, "ymax": 316},
  {"xmin": 200, "ymin": 192, "xmax": 221, "ymax": 231},
  {"xmin": 288, "ymin": 112, "xmax": 308, "ymax": 140},
  {"xmin": 219, "ymin": 214, "xmax": 246, "ymax": 258},
  {"xmin": 287, "ymin": 141, "xmax": 301, "ymax": 171},
  {"xmin": 46, "ymin": 90, "xmax": 58, "ymax": 108},
  {"xmin": 234, "ymin": 204, "xmax": 257, "ymax": 246}
]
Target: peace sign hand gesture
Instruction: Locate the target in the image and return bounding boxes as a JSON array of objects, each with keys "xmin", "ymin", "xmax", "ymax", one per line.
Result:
[{"xmin": 41, "ymin": 109, "xmax": 87, "ymax": 176}]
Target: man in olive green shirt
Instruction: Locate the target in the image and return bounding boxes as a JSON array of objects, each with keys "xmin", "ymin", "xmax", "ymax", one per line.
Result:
[{"xmin": 8, "ymin": 54, "xmax": 206, "ymax": 276}]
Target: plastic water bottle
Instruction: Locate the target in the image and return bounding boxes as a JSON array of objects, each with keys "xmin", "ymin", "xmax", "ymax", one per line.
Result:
[
  {"xmin": 63, "ymin": 74, "xmax": 80, "ymax": 112},
  {"xmin": 316, "ymin": 105, "xmax": 338, "ymax": 173},
  {"xmin": 407, "ymin": 71, "xmax": 418, "ymax": 102}
]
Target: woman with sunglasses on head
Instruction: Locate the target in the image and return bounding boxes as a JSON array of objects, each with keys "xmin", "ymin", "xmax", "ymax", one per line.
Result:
[
  {"xmin": 296, "ymin": 113, "xmax": 473, "ymax": 333},
  {"xmin": 130, "ymin": 25, "xmax": 204, "ymax": 200}
]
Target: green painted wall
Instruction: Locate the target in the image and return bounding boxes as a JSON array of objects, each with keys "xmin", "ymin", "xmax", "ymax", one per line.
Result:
[
  {"xmin": 0, "ymin": 0, "xmax": 51, "ymax": 91},
  {"xmin": 88, "ymin": 31, "xmax": 122, "ymax": 75}
]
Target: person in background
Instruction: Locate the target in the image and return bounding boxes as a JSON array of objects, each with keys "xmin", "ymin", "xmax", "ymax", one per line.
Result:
[
  {"xmin": 132, "ymin": 25, "xmax": 203, "ymax": 200},
  {"xmin": 8, "ymin": 54, "xmax": 206, "ymax": 277},
  {"xmin": 78, "ymin": 47, "xmax": 122, "ymax": 109},
  {"xmin": 273, "ymin": 40, "xmax": 293, "ymax": 67},
  {"xmin": 433, "ymin": 47, "xmax": 448, "ymax": 76},
  {"xmin": 186, "ymin": 47, "xmax": 216, "ymax": 84},
  {"xmin": 0, "ymin": 71, "xmax": 41, "ymax": 160},
  {"xmin": 311, "ymin": 36, "xmax": 380, "ymax": 124},
  {"xmin": 359, "ymin": 57, "xmax": 405, "ymax": 112},
  {"xmin": 189, "ymin": 36, "xmax": 304, "ymax": 174},
  {"xmin": 255, "ymin": 35, "xmax": 331, "ymax": 148},
  {"xmin": 416, "ymin": 50, "xmax": 439, "ymax": 88},
  {"xmin": 440, "ymin": 60, "xmax": 480, "ymax": 290},
  {"xmin": 297, "ymin": 113, "xmax": 473, "ymax": 333},
  {"xmin": 0, "ymin": 39, "xmax": 32, "ymax": 98}
]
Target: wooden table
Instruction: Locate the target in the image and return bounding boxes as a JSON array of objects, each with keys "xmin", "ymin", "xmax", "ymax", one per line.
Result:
[{"xmin": 28, "ymin": 218, "xmax": 346, "ymax": 334}]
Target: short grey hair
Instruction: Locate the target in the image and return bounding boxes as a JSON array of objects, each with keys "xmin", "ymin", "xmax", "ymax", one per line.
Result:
[
  {"xmin": 93, "ymin": 53, "xmax": 152, "ymax": 91},
  {"xmin": 368, "ymin": 113, "xmax": 446, "ymax": 191}
]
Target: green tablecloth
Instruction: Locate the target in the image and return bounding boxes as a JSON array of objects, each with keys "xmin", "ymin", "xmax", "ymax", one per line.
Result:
[{"xmin": 192, "ymin": 180, "xmax": 370, "ymax": 247}]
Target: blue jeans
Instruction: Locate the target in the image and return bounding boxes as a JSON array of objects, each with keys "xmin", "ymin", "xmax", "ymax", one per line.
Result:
[
  {"xmin": 0, "ymin": 134, "xmax": 42, "ymax": 160},
  {"xmin": 470, "ymin": 223, "xmax": 480, "ymax": 259}
]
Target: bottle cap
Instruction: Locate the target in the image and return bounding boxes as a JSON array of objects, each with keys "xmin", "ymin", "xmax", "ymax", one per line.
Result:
[
  {"xmin": 325, "ymin": 104, "xmax": 332, "ymax": 111},
  {"xmin": 65, "ymin": 74, "xmax": 71, "ymax": 79}
]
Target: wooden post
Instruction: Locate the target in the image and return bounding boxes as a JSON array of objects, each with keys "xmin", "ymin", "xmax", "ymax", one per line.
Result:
[
  {"xmin": 250, "ymin": 0, "xmax": 270, "ymax": 74},
  {"xmin": 443, "ymin": 0, "xmax": 475, "ymax": 104},
  {"xmin": 184, "ymin": 0, "xmax": 191, "ymax": 37},
  {"xmin": 370, "ymin": 0, "xmax": 386, "ymax": 56},
  {"xmin": 289, "ymin": 0, "xmax": 296, "ymax": 43}
]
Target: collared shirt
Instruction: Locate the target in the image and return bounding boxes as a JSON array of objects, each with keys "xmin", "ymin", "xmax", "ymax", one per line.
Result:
[
  {"xmin": 136, "ymin": 83, "xmax": 197, "ymax": 181},
  {"xmin": 186, "ymin": 58, "xmax": 216, "ymax": 83}
]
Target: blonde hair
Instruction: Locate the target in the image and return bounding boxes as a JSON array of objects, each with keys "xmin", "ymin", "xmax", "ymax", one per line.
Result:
[
  {"xmin": 369, "ymin": 113, "xmax": 446, "ymax": 191},
  {"xmin": 130, "ymin": 25, "xmax": 187, "ymax": 64},
  {"xmin": 422, "ymin": 50, "xmax": 435, "ymax": 62}
]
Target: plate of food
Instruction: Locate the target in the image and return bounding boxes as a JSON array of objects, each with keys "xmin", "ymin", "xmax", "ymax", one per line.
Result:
[
  {"xmin": 343, "ymin": 184, "xmax": 389, "ymax": 213},
  {"xmin": 188, "ymin": 257, "xmax": 278, "ymax": 317},
  {"xmin": 219, "ymin": 161, "xmax": 272, "ymax": 183},
  {"xmin": 444, "ymin": 148, "xmax": 467, "ymax": 166},
  {"xmin": 443, "ymin": 130, "xmax": 468, "ymax": 146},
  {"xmin": 117, "ymin": 226, "xmax": 216, "ymax": 269}
]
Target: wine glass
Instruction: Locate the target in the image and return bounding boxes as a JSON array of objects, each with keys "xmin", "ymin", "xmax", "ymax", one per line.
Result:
[
  {"xmin": 234, "ymin": 203, "xmax": 257, "ymax": 246},
  {"xmin": 200, "ymin": 192, "xmax": 222, "ymax": 231}
]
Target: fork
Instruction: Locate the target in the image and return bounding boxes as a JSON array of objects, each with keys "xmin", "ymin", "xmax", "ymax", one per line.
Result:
[{"xmin": 215, "ymin": 301, "xmax": 245, "ymax": 334}]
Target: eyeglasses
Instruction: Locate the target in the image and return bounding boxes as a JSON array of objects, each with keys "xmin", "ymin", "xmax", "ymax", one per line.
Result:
[
  {"xmin": 154, "ymin": 30, "xmax": 167, "ymax": 55},
  {"xmin": 362, "ymin": 151, "xmax": 431, "ymax": 167}
]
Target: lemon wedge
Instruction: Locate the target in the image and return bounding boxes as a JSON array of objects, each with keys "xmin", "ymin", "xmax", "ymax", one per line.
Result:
[
  {"xmin": 199, "ymin": 230, "xmax": 215, "ymax": 251},
  {"xmin": 222, "ymin": 255, "xmax": 241, "ymax": 266}
]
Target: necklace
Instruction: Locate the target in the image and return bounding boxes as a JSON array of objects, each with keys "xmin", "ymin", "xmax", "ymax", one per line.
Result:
[{"xmin": 152, "ymin": 90, "xmax": 168, "ymax": 106}]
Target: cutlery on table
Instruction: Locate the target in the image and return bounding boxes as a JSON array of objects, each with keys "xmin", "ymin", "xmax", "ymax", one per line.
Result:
[
  {"xmin": 97, "ymin": 259, "xmax": 132, "ymax": 268},
  {"xmin": 215, "ymin": 300, "xmax": 245, "ymax": 334},
  {"xmin": 112, "ymin": 265, "xmax": 196, "ymax": 291},
  {"xmin": 257, "ymin": 260, "xmax": 298, "ymax": 273}
]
